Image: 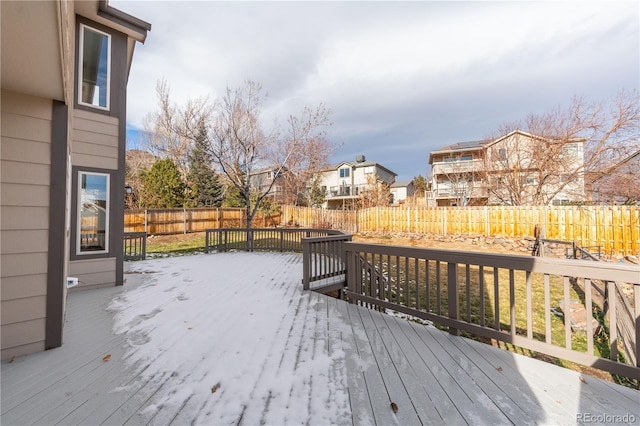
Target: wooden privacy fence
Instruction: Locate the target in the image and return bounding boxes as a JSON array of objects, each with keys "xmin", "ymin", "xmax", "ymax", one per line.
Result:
[
  {"xmin": 282, "ymin": 205, "xmax": 640, "ymax": 256},
  {"xmin": 124, "ymin": 208, "xmax": 281, "ymax": 235}
]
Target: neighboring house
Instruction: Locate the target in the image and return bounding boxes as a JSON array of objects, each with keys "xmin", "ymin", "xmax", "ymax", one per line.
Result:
[
  {"xmin": 390, "ymin": 180, "xmax": 415, "ymax": 205},
  {"xmin": 428, "ymin": 130, "xmax": 586, "ymax": 206},
  {"xmin": 316, "ymin": 155, "xmax": 397, "ymax": 209},
  {"xmin": 1, "ymin": 1, "xmax": 150, "ymax": 359},
  {"xmin": 428, "ymin": 140, "xmax": 487, "ymax": 206},
  {"xmin": 250, "ymin": 166, "xmax": 287, "ymax": 204},
  {"xmin": 483, "ymin": 130, "xmax": 585, "ymax": 205}
]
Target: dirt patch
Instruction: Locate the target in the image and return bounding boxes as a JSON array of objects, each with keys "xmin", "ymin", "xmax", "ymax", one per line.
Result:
[{"xmin": 352, "ymin": 231, "xmax": 533, "ymax": 256}]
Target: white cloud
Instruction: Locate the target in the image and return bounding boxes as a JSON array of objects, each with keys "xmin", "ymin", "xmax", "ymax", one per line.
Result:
[{"xmin": 115, "ymin": 0, "xmax": 638, "ymax": 179}]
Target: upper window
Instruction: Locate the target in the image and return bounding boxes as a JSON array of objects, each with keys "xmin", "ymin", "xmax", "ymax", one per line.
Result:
[
  {"xmin": 363, "ymin": 166, "xmax": 374, "ymax": 174},
  {"xmin": 77, "ymin": 171, "xmax": 110, "ymax": 254},
  {"xmin": 339, "ymin": 167, "xmax": 350, "ymax": 178},
  {"xmin": 79, "ymin": 25, "xmax": 111, "ymax": 110}
]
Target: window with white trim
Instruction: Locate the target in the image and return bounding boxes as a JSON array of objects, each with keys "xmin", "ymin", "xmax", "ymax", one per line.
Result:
[
  {"xmin": 339, "ymin": 167, "xmax": 350, "ymax": 178},
  {"xmin": 77, "ymin": 171, "xmax": 110, "ymax": 254},
  {"xmin": 79, "ymin": 24, "xmax": 111, "ymax": 110}
]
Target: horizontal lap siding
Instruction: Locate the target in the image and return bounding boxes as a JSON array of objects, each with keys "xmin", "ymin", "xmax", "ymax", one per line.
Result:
[
  {"xmin": 71, "ymin": 110, "xmax": 118, "ymax": 169},
  {"xmin": 69, "ymin": 258, "xmax": 116, "ymax": 291},
  {"xmin": 0, "ymin": 90, "xmax": 51, "ymax": 359}
]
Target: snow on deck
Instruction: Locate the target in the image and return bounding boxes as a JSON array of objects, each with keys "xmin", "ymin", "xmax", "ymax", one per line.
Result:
[{"xmin": 2, "ymin": 252, "xmax": 639, "ymax": 425}]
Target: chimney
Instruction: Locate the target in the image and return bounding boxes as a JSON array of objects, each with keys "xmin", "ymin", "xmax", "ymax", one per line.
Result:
[{"xmin": 356, "ymin": 155, "xmax": 366, "ymax": 163}]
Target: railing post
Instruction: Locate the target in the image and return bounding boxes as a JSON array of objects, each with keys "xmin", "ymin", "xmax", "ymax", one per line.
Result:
[
  {"xmin": 448, "ymin": 261, "xmax": 459, "ymax": 336},
  {"xmin": 183, "ymin": 208, "xmax": 187, "ymax": 234},
  {"xmin": 302, "ymin": 238, "xmax": 310, "ymax": 290},
  {"xmin": 346, "ymin": 245, "xmax": 356, "ymax": 303}
]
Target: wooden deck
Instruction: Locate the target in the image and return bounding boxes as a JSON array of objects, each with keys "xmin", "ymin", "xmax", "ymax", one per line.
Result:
[{"xmin": 2, "ymin": 252, "xmax": 638, "ymax": 425}]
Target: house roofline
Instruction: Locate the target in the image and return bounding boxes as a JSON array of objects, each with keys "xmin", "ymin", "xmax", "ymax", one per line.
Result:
[
  {"xmin": 324, "ymin": 160, "xmax": 397, "ymax": 177},
  {"xmin": 483, "ymin": 129, "xmax": 587, "ymax": 150},
  {"xmin": 98, "ymin": 0, "xmax": 151, "ymax": 42}
]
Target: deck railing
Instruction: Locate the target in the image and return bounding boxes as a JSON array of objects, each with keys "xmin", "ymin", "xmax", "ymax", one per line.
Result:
[
  {"xmin": 205, "ymin": 228, "xmax": 347, "ymax": 253},
  {"xmin": 123, "ymin": 232, "xmax": 146, "ymax": 260},
  {"xmin": 301, "ymin": 234, "xmax": 352, "ymax": 293},
  {"xmin": 342, "ymin": 241, "xmax": 640, "ymax": 380}
]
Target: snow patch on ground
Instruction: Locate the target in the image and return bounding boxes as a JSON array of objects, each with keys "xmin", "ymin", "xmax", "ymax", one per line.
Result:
[{"xmin": 109, "ymin": 252, "xmax": 352, "ymax": 424}]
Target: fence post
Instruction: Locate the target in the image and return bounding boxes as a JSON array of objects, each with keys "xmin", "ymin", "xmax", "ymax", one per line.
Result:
[
  {"xmin": 144, "ymin": 209, "xmax": 148, "ymax": 234},
  {"xmin": 183, "ymin": 208, "xmax": 187, "ymax": 234},
  {"xmin": 443, "ymin": 207, "xmax": 448, "ymax": 235}
]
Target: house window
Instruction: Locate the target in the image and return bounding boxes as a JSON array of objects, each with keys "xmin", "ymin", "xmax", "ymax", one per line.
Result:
[
  {"xmin": 77, "ymin": 171, "xmax": 110, "ymax": 254},
  {"xmin": 339, "ymin": 168, "xmax": 350, "ymax": 178},
  {"xmin": 79, "ymin": 24, "xmax": 111, "ymax": 110},
  {"xmin": 364, "ymin": 166, "xmax": 374, "ymax": 174},
  {"xmin": 498, "ymin": 148, "xmax": 507, "ymax": 161}
]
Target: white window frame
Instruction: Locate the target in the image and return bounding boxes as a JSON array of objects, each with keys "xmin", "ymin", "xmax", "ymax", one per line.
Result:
[
  {"xmin": 78, "ymin": 24, "xmax": 111, "ymax": 111},
  {"xmin": 76, "ymin": 171, "xmax": 110, "ymax": 255},
  {"xmin": 339, "ymin": 167, "xmax": 350, "ymax": 178}
]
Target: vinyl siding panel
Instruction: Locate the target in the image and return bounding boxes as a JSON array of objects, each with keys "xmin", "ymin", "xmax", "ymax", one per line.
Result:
[
  {"xmin": 0, "ymin": 340, "xmax": 45, "ymax": 361},
  {"xmin": 71, "ymin": 110, "xmax": 119, "ymax": 170},
  {"xmin": 0, "ymin": 319, "xmax": 46, "ymax": 353},
  {"xmin": 71, "ymin": 153, "xmax": 118, "ymax": 169},
  {"xmin": 0, "ymin": 92, "xmax": 51, "ymax": 357},
  {"xmin": 0, "ymin": 183, "xmax": 50, "ymax": 207},
  {"xmin": 0, "ymin": 161, "xmax": 50, "ymax": 185},
  {"xmin": 0, "ymin": 230, "xmax": 48, "ymax": 254},
  {"xmin": 69, "ymin": 257, "xmax": 116, "ymax": 290},
  {"xmin": 1, "ymin": 274, "xmax": 47, "ymax": 300},
  {"xmin": 0, "ymin": 207, "xmax": 49, "ymax": 230},
  {"xmin": 1, "ymin": 137, "xmax": 50, "ymax": 164},
  {"xmin": 0, "ymin": 113, "xmax": 51, "ymax": 143},
  {"xmin": 1, "ymin": 296, "xmax": 47, "ymax": 325}
]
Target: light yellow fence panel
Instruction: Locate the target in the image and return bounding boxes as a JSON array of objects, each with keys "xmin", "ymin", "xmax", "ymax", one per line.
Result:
[{"xmin": 281, "ymin": 205, "xmax": 640, "ymax": 255}]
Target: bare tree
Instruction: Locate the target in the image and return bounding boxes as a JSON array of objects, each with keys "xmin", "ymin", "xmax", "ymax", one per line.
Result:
[
  {"xmin": 142, "ymin": 79, "xmax": 211, "ymax": 176},
  {"xmin": 125, "ymin": 149, "xmax": 156, "ymax": 209},
  {"xmin": 356, "ymin": 172, "xmax": 392, "ymax": 208},
  {"xmin": 272, "ymin": 104, "xmax": 336, "ymax": 206},
  {"xmin": 206, "ymin": 81, "xmax": 334, "ymax": 244},
  {"xmin": 484, "ymin": 90, "xmax": 640, "ymax": 205},
  {"xmin": 588, "ymin": 150, "xmax": 640, "ymax": 204}
]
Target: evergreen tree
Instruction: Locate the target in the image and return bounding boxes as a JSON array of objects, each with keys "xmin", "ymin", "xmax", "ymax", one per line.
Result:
[
  {"xmin": 186, "ymin": 122, "xmax": 224, "ymax": 207},
  {"xmin": 221, "ymin": 185, "xmax": 246, "ymax": 208},
  {"xmin": 141, "ymin": 159, "xmax": 185, "ymax": 208}
]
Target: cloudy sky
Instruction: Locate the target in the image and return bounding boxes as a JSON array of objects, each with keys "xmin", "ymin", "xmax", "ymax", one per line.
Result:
[{"xmin": 113, "ymin": 1, "xmax": 639, "ymax": 181}]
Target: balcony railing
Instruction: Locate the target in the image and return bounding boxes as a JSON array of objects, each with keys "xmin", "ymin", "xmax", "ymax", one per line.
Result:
[
  {"xmin": 432, "ymin": 158, "xmax": 484, "ymax": 174},
  {"xmin": 328, "ymin": 185, "xmax": 361, "ymax": 198},
  {"xmin": 431, "ymin": 186, "xmax": 488, "ymax": 199}
]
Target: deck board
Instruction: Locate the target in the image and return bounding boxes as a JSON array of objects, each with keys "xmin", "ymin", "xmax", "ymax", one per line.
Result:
[{"xmin": 2, "ymin": 252, "xmax": 638, "ymax": 425}]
